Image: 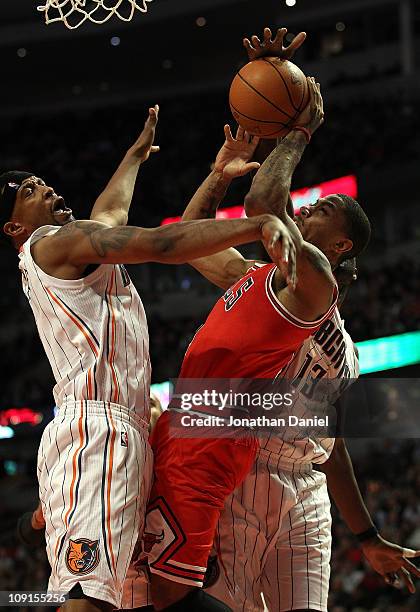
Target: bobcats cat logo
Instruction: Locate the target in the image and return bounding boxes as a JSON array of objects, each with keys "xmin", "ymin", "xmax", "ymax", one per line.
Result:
[{"xmin": 65, "ymin": 539, "xmax": 100, "ymax": 575}]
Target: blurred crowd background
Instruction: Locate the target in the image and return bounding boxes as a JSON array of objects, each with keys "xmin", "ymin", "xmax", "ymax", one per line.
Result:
[{"xmin": 1, "ymin": 0, "xmax": 420, "ymax": 610}]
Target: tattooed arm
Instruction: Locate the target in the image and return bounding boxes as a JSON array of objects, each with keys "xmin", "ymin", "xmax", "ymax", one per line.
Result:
[
  {"xmin": 181, "ymin": 126, "xmax": 263, "ymax": 290},
  {"xmin": 89, "ymin": 106, "xmax": 160, "ymax": 227},
  {"xmin": 243, "ymin": 79, "xmax": 336, "ymax": 321},
  {"xmin": 244, "ymin": 133, "xmax": 306, "ymax": 220},
  {"xmin": 32, "ymin": 215, "xmax": 296, "ymax": 282},
  {"xmin": 244, "ymin": 78, "xmax": 323, "ymax": 221}
]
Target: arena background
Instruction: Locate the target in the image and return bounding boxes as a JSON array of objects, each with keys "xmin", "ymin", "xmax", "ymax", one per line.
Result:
[{"xmin": 0, "ymin": 0, "xmax": 419, "ymax": 610}]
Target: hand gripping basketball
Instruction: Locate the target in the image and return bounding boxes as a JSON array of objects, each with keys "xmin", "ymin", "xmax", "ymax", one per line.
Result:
[
  {"xmin": 243, "ymin": 27, "xmax": 307, "ymax": 61},
  {"xmin": 295, "ymin": 77, "xmax": 325, "ymax": 136}
]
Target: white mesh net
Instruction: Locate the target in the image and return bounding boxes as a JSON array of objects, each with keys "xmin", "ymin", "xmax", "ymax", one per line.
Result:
[{"xmin": 37, "ymin": 0, "xmax": 154, "ymax": 29}]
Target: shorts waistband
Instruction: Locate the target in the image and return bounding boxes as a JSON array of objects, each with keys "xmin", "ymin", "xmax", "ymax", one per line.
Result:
[
  {"xmin": 58, "ymin": 400, "xmax": 149, "ymax": 432},
  {"xmin": 257, "ymin": 447, "xmax": 313, "ymax": 473}
]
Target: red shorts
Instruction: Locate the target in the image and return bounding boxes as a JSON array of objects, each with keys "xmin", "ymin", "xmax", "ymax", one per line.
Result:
[{"xmin": 143, "ymin": 411, "xmax": 258, "ymax": 586}]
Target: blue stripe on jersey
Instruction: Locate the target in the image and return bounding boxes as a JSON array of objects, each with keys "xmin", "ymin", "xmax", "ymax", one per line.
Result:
[{"xmin": 101, "ymin": 405, "xmax": 113, "ymax": 576}]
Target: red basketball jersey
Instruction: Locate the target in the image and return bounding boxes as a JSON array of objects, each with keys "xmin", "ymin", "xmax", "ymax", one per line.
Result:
[{"xmin": 180, "ymin": 263, "xmax": 338, "ymax": 380}]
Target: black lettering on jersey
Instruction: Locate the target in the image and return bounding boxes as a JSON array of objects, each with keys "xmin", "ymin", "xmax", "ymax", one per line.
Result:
[
  {"xmin": 314, "ymin": 319, "xmax": 335, "ymax": 345},
  {"xmin": 331, "ymin": 340, "xmax": 346, "ymax": 368},
  {"xmin": 299, "ymin": 362, "xmax": 328, "ymax": 399},
  {"xmin": 223, "ymin": 277, "xmax": 254, "ymax": 311},
  {"xmin": 119, "ymin": 265, "xmax": 131, "ymax": 287},
  {"xmin": 314, "ymin": 318, "xmax": 346, "ymax": 367},
  {"xmin": 291, "ymin": 316, "xmax": 353, "ymax": 400}
]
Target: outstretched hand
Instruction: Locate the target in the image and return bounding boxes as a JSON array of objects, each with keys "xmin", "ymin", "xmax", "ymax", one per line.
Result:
[
  {"xmin": 361, "ymin": 536, "xmax": 420, "ymax": 593},
  {"xmin": 244, "ymin": 27, "xmax": 306, "ymax": 61},
  {"xmin": 131, "ymin": 105, "xmax": 160, "ymax": 162},
  {"xmin": 214, "ymin": 125, "xmax": 261, "ymax": 182}
]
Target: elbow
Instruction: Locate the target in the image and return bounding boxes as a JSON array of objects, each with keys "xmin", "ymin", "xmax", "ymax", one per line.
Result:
[
  {"xmin": 244, "ymin": 191, "xmax": 265, "ymax": 218},
  {"xmin": 244, "ymin": 188, "xmax": 288, "ymax": 219}
]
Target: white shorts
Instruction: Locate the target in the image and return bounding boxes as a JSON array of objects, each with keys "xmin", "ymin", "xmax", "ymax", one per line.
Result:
[
  {"xmin": 37, "ymin": 400, "xmax": 153, "ymax": 609},
  {"xmin": 207, "ymin": 450, "xmax": 332, "ymax": 612},
  {"xmin": 121, "ymin": 556, "xmax": 152, "ymax": 609}
]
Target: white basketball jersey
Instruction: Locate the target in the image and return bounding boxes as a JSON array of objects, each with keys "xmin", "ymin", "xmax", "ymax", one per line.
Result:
[
  {"xmin": 19, "ymin": 225, "xmax": 151, "ymax": 420},
  {"xmin": 259, "ymin": 307, "xmax": 359, "ymax": 465}
]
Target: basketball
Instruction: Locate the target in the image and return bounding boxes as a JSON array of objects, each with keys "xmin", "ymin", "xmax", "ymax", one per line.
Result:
[{"xmin": 229, "ymin": 57, "xmax": 310, "ymax": 139}]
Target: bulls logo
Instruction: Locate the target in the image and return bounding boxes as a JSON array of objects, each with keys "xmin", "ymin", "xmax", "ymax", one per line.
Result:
[
  {"xmin": 142, "ymin": 530, "xmax": 164, "ymax": 553},
  {"xmin": 65, "ymin": 538, "xmax": 100, "ymax": 575}
]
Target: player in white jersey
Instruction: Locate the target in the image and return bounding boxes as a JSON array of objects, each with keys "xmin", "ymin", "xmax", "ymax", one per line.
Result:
[{"xmin": 0, "ymin": 104, "xmax": 296, "ymax": 611}]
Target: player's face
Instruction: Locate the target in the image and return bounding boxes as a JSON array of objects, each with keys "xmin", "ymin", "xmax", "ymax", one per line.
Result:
[
  {"xmin": 11, "ymin": 176, "xmax": 73, "ymax": 232},
  {"xmin": 295, "ymin": 195, "xmax": 352, "ymax": 263}
]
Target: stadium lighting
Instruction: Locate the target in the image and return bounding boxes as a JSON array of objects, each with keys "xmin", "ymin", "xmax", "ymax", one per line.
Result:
[
  {"xmin": 0, "ymin": 426, "xmax": 14, "ymax": 439},
  {"xmin": 357, "ymin": 331, "xmax": 420, "ymax": 374},
  {"xmin": 161, "ymin": 175, "xmax": 358, "ymax": 225}
]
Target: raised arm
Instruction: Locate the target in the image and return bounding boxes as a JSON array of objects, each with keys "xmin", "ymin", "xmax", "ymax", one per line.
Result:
[
  {"xmin": 243, "ymin": 78, "xmax": 335, "ymax": 320},
  {"xmin": 242, "ymin": 26, "xmax": 308, "ymax": 220},
  {"xmin": 182, "ymin": 125, "xmax": 262, "ymax": 289},
  {"xmin": 89, "ymin": 105, "xmax": 160, "ymax": 227},
  {"xmin": 33, "ymin": 215, "xmax": 295, "ymax": 282},
  {"xmin": 244, "ymin": 78, "xmax": 323, "ymax": 221}
]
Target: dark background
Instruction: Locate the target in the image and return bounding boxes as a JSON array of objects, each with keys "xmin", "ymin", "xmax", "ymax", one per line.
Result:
[{"xmin": 0, "ymin": 1, "xmax": 419, "ymax": 610}]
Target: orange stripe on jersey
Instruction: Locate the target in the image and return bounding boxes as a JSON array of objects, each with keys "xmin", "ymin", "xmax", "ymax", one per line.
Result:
[
  {"xmin": 64, "ymin": 402, "xmax": 85, "ymax": 528},
  {"xmin": 87, "ymin": 369, "xmax": 93, "ymax": 401},
  {"xmin": 107, "ymin": 269, "xmax": 120, "ymax": 404},
  {"xmin": 46, "ymin": 288, "xmax": 99, "ymax": 357},
  {"xmin": 106, "ymin": 403, "xmax": 117, "ymax": 577}
]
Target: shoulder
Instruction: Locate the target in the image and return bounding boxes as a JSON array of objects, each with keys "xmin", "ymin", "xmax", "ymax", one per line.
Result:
[
  {"xmin": 31, "ymin": 220, "xmax": 110, "ymax": 277},
  {"xmin": 34, "ymin": 220, "xmax": 108, "ymax": 255}
]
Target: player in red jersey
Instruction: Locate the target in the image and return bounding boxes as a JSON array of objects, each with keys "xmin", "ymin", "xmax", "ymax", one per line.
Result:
[{"xmin": 144, "ymin": 81, "xmax": 371, "ymax": 610}]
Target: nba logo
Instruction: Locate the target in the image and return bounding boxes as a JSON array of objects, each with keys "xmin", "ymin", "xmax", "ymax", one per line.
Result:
[{"xmin": 121, "ymin": 431, "xmax": 128, "ymax": 448}]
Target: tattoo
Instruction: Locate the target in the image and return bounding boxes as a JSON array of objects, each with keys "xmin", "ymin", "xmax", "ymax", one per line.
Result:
[
  {"xmin": 55, "ymin": 220, "xmax": 103, "ymax": 238},
  {"xmin": 56, "ymin": 220, "xmax": 138, "ymax": 258},
  {"xmin": 184, "ymin": 171, "xmax": 229, "ymax": 221},
  {"xmin": 198, "ymin": 180, "xmax": 228, "ymax": 218},
  {"xmin": 89, "ymin": 226, "xmax": 137, "ymax": 257},
  {"xmin": 248, "ymin": 132, "xmax": 307, "ymax": 215},
  {"xmin": 199, "ymin": 195, "xmax": 219, "ymax": 218}
]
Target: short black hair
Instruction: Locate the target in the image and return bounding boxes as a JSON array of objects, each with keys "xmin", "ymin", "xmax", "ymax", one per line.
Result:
[{"xmin": 336, "ymin": 194, "xmax": 371, "ymax": 262}]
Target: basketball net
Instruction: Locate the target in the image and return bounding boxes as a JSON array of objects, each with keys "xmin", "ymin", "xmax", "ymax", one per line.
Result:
[{"xmin": 37, "ymin": 0, "xmax": 154, "ymax": 29}]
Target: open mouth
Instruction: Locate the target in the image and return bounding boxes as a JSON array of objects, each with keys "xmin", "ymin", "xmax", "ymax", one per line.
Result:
[{"xmin": 51, "ymin": 196, "xmax": 72, "ymax": 217}]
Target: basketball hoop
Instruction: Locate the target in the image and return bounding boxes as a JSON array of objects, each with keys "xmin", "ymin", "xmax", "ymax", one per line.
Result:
[{"xmin": 37, "ymin": 0, "xmax": 154, "ymax": 29}]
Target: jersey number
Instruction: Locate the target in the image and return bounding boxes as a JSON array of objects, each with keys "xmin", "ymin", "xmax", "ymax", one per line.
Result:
[{"xmin": 223, "ymin": 277, "xmax": 254, "ymax": 311}]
